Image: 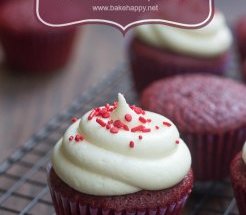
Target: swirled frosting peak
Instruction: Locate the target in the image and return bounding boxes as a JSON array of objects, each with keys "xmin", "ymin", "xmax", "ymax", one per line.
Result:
[
  {"xmin": 52, "ymin": 93, "xmax": 191, "ymax": 196},
  {"xmin": 242, "ymin": 142, "xmax": 246, "ymax": 165},
  {"xmin": 136, "ymin": 12, "xmax": 232, "ymax": 57}
]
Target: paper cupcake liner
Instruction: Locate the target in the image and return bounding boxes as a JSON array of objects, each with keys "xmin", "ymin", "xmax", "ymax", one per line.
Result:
[
  {"xmin": 235, "ymin": 23, "xmax": 246, "ymax": 61},
  {"xmin": 129, "ymin": 39, "xmax": 229, "ymax": 92},
  {"xmin": 230, "ymin": 153, "xmax": 246, "ymax": 215},
  {"xmin": 0, "ymin": 28, "xmax": 77, "ymax": 72},
  {"xmin": 130, "ymin": 59, "xmax": 227, "ymax": 92},
  {"xmin": 47, "ymin": 165, "xmax": 192, "ymax": 215},
  {"xmin": 237, "ymin": 45, "xmax": 246, "ymax": 62},
  {"xmin": 231, "ymin": 183, "xmax": 246, "ymax": 214},
  {"xmin": 48, "ymin": 187, "xmax": 190, "ymax": 215},
  {"xmin": 184, "ymin": 126, "xmax": 246, "ymax": 181}
]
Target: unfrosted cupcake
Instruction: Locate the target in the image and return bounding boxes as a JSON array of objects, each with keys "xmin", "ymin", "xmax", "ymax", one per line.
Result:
[
  {"xmin": 48, "ymin": 94, "xmax": 193, "ymax": 215},
  {"xmin": 230, "ymin": 142, "xmax": 246, "ymax": 215},
  {"xmin": 129, "ymin": 12, "xmax": 232, "ymax": 92},
  {"xmin": 0, "ymin": 0, "xmax": 78, "ymax": 72},
  {"xmin": 141, "ymin": 74, "xmax": 246, "ymax": 181}
]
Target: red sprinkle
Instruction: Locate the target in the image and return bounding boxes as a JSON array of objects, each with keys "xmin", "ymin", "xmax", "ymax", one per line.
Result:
[
  {"xmin": 131, "ymin": 125, "xmax": 145, "ymax": 132},
  {"xmin": 139, "ymin": 135, "xmax": 143, "ymax": 140},
  {"xmin": 69, "ymin": 136, "xmax": 74, "ymax": 141},
  {"xmin": 113, "ymin": 101, "xmax": 118, "ymax": 109},
  {"xmin": 139, "ymin": 116, "xmax": 147, "ymax": 123},
  {"xmin": 88, "ymin": 110, "xmax": 96, "ymax": 120},
  {"xmin": 108, "ymin": 120, "xmax": 114, "ymax": 124},
  {"xmin": 71, "ymin": 117, "xmax": 78, "ymax": 123},
  {"xmin": 110, "ymin": 127, "xmax": 119, "ymax": 134},
  {"xmin": 102, "ymin": 112, "xmax": 110, "ymax": 118},
  {"xmin": 130, "ymin": 105, "xmax": 144, "ymax": 115},
  {"xmin": 125, "ymin": 114, "xmax": 132, "ymax": 122},
  {"xmin": 106, "ymin": 124, "xmax": 111, "ymax": 129},
  {"xmin": 105, "ymin": 103, "xmax": 110, "ymax": 110},
  {"xmin": 75, "ymin": 134, "xmax": 84, "ymax": 142},
  {"xmin": 123, "ymin": 124, "xmax": 129, "ymax": 131},
  {"xmin": 96, "ymin": 118, "xmax": 106, "ymax": 127},
  {"xmin": 129, "ymin": 141, "xmax": 135, "ymax": 148},
  {"xmin": 142, "ymin": 128, "xmax": 151, "ymax": 133},
  {"xmin": 155, "ymin": 126, "xmax": 159, "ymax": 129},
  {"xmin": 147, "ymin": 119, "xmax": 152, "ymax": 123},
  {"xmin": 176, "ymin": 140, "xmax": 180, "ymax": 144},
  {"xmin": 163, "ymin": 121, "xmax": 172, "ymax": 127},
  {"xmin": 99, "ymin": 108, "xmax": 107, "ymax": 114},
  {"xmin": 113, "ymin": 120, "xmax": 123, "ymax": 128}
]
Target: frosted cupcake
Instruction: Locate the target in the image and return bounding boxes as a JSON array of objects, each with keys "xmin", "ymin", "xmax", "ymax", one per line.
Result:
[
  {"xmin": 47, "ymin": 94, "xmax": 193, "ymax": 215},
  {"xmin": 0, "ymin": 0, "xmax": 78, "ymax": 72},
  {"xmin": 230, "ymin": 142, "xmax": 246, "ymax": 215},
  {"xmin": 129, "ymin": 12, "xmax": 232, "ymax": 92}
]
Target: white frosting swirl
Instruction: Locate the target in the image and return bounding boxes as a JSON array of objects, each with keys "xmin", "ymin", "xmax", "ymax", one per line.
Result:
[
  {"xmin": 242, "ymin": 142, "xmax": 246, "ymax": 164},
  {"xmin": 52, "ymin": 94, "xmax": 191, "ymax": 196},
  {"xmin": 135, "ymin": 12, "xmax": 232, "ymax": 57}
]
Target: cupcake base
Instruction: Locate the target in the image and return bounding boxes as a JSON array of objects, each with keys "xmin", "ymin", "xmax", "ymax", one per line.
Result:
[
  {"xmin": 235, "ymin": 16, "xmax": 246, "ymax": 61},
  {"xmin": 47, "ymin": 166, "xmax": 193, "ymax": 215},
  {"xmin": 0, "ymin": 28, "xmax": 77, "ymax": 72},
  {"xmin": 129, "ymin": 38, "xmax": 229, "ymax": 92},
  {"xmin": 230, "ymin": 153, "xmax": 246, "ymax": 215},
  {"xmin": 184, "ymin": 127, "xmax": 246, "ymax": 181}
]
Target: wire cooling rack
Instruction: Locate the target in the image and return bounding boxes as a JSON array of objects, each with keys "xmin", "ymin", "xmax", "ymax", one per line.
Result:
[{"xmin": 0, "ymin": 64, "xmax": 241, "ymax": 215}]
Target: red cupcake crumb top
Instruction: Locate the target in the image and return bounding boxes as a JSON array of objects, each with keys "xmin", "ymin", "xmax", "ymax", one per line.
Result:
[{"xmin": 141, "ymin": 75, "xmax": 246, "ymax": 133}]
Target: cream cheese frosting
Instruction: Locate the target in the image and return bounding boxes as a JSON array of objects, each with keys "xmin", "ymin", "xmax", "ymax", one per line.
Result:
[
  {"xmin": 52, "ymin": 94, "xmax": 191, "ymax": 196},
  {"xmin": 135, "ymin": 12, "xmax": 232, "ymax": 57},
  {"xmin": 242, "ymin": 142, "xmax": 246, "ymax": 164}
]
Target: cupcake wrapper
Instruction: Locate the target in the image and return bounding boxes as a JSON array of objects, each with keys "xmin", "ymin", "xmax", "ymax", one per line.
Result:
[
  {"xmin": 129, "ymin": 40, "xmax": 229, "ymax": 92},
  {"xmin": 236, "ymin": 31, "xmax": 246, "ymax": 61},
  {"xmin": 238, "ymin": 46, "xmax": 246, "ymax": 61},
  {"xmin": 130, "ymin": 58, "xmax": 227, "ymax": 92},
  {"xmin": 231, "ymin": 183, "xmax": 246, "ymax": 215},
  {"xmin": 48, "ymin": 185, "xmax": 190, "ymax": 215},
  {"xmin": 184, "ymin": 126, "xmax": 246, "ymax": 181},
  {"xmin": 0, "ymin": 28, "xmax": 77, "ymax": 72}
]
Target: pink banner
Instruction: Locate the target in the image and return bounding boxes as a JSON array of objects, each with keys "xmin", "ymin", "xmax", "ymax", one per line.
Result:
[{"xmin": 36, "ymin": 0, "xmax": 214, "ymax": 33}]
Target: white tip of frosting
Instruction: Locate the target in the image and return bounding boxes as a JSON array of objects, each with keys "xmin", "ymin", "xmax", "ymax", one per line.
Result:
[
  {"xmin": 117, "ymin": 93, "xmax": 128, "ymax": 109},
  {"xmin": 111, "ymin": 93, "xmax": 137, "ymax": 124}
]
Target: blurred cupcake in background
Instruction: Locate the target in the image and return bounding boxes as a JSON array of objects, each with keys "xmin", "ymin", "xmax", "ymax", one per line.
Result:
[
  {"xmin": 235, "ymin": 16, "xmax": 246, "ymax": 62},
  {"xmin": 0, "ymin": 0, "xmax": 78, "ymax": 73},
  {"xmin": 230, "ymin": 142, "xmax": 246, "ymax": 215},
  {"xmin": 129, "ymin": 11, "xmax": 232, "ymax": 92},
  {"xmin": 0, "ymin": 0, "xmax": 7, "ymax": 5}
]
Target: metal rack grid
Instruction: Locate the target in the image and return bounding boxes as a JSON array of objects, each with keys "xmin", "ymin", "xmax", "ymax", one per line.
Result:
[{"xmin": 0, "ymin": 65, "xmax": 240, "ymax": 215}]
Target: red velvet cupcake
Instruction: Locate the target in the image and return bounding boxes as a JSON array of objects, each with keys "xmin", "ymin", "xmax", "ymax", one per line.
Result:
[
  {"xmin": 230, "ymin": 143, "xmax": 246, "ymax": 215},
  {"xmin": 235, "ymin": 16, "xmax": 246, "ymax": 61},
  {"xmin": 0, "ymin": 0, "xmax": 78, "ymax": 72},
  {"xmin": 129, "ymin": 12, "xmax": 232, "ymax": 92},
  {"xmin": 48, "ymin": 94, "xmax": 193, "ymax": 215},
  {"xmin": 141, "ymin": 74, "xmax": 246, "ymax": 181}
]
